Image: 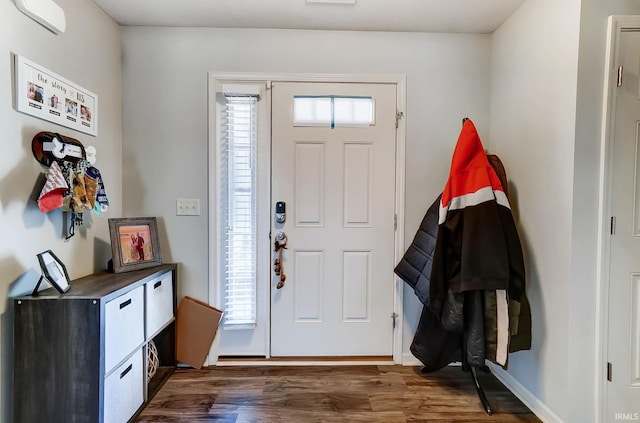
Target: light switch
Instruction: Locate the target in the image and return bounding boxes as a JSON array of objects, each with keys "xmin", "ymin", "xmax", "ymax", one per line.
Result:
[{"xmin": 176, "ymin": 199, "xmax": 200, "ymax": 216}]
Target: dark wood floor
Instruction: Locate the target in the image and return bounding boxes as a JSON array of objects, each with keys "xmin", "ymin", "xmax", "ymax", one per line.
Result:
[{"xmin": 137, "ymin": 365, "xmax": 541, "ymax": 422}]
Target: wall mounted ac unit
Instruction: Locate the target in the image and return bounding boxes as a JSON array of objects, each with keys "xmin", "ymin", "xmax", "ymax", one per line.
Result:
[{"xmin": 15, "ymin": 0, "xmax": 66, "ymax": 34}]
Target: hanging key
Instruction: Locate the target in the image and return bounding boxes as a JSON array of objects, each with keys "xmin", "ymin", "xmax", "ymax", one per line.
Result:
[{"xmin": 274, "ymin": 231, "xmax": 288, "ymax": 289}]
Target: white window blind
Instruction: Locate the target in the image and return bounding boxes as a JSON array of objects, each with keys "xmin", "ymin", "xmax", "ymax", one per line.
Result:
[{"xmin": 220, "ymin": 95, "xmax": 258, "ymax": 327}]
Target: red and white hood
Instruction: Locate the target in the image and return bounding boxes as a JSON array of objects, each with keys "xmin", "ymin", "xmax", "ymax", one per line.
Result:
[{"xmin": 439, "ymin": 119, "xmax": 510, "ymax": 224}]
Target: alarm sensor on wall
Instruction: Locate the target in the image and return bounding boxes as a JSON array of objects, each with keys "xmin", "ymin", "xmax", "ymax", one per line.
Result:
[{"xmin": 15, "ymin": 0, "xmax": 66, "ymax": 34}]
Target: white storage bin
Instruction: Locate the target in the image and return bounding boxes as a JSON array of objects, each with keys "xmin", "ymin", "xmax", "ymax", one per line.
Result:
[
  {"xmin": 104, "ymin": 348, "xmax": 144, "ymax": 423},
  {"xmin": 105, "ymin": 285, "xmax": 144, "ymax": 373},
  {"xmin": 145, "ymin": 271, "xmax": 174, "ymax": 339}
]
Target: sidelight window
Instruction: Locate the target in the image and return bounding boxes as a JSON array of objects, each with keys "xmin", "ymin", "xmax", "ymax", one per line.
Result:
[{"xmin": 219, "ymin": 94, "xmax": 258, "ymax": 327}]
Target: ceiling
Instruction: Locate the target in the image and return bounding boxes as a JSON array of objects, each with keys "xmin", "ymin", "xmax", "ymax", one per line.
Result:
[{"xmin": 91, "ymin": 0, "xmax": 526, "ymax": 34}]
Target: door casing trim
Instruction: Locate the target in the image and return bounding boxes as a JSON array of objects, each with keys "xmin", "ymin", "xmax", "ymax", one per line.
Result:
[{"xmin": 207, "ymin": 72, "xmax": 407, "ymax": 364}]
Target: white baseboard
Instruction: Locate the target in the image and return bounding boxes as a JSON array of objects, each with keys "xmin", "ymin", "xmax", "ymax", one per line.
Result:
[
  {"xmin": 489, "ymin": 363, "xmax": 563, "ymax": 423},
  {"xmin": 215, "ymin": 359, "xmax": 395, "ymax": 366},
  {"xmin": 402, "ymin": 352, "xmax": 422, "ymax": 366},
  {"xmin": 401, "ymin": 353, "xmax": 463, "ymax": 368}
]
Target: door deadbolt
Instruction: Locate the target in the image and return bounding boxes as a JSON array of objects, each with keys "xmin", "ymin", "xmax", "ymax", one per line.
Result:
[{"xmin": 275, "ymin": 201, "xmax": 286, "ymax": 224}]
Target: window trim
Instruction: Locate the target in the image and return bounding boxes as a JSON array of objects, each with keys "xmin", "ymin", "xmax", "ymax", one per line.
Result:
[{"xmin": 209, "ymin": 79, "xmax": 271, "ymax": 357}]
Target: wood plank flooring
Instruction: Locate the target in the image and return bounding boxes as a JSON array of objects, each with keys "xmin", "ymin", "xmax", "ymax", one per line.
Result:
[{"xmin": 137, "ymin": 365, "xmax": 541, "ymax": 422}]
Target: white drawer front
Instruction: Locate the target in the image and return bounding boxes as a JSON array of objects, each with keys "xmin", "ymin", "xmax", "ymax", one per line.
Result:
[
  {"xmin": 104, "ymin": 348, "xmax": 144, "ymax": 423},
  {"xmin": 145, "ymin": 271, "xmax": 174, "ymax": 339},
  {"xmin": 105, "ymin": 285, "xmax": 144, "ymax": 373}
]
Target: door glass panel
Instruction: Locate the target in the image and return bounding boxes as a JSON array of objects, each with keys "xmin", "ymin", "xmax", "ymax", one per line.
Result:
[
  {"xmin": 293, "ymin": 97, "xmax": 331, "ymax": 126},
  {"xmin": 293, "ymin": 96, "xmax": 374, "ymax": 127},
  {"xmin": 334, "ymin": 97, "xmax": 374, "ymax": 125}
]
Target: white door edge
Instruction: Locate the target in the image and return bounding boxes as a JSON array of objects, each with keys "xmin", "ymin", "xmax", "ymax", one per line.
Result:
[
  {"xmin": 207, "ymin": 72, "xmax": 407, "ymax": 365},
  {"xmin": 596, "ymin": 15, "xmax": 640, "ymax": 423}
]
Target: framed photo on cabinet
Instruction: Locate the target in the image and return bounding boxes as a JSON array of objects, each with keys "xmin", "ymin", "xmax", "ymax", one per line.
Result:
[
  {"xmin": 34, "ymin": 250, "xmax": 71, "ymax": 295},
  {"xmin": 108, "ymin": 217, "xmax": 162, "ymax": 273}
]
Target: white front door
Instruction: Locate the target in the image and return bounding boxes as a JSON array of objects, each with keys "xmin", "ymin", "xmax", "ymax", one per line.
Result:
[
  {"xmin": 270, "ymin": 82, "xmax": 397, "ymax": 356},
  {"xmin": 607, "ymin": 29, "xmax": 640, "ymax": 420}
]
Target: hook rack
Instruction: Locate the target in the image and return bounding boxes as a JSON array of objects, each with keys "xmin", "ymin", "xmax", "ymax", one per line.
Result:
[{"xmin": 31, "ymin": 131, "xmax": 86, "ymax": 167}]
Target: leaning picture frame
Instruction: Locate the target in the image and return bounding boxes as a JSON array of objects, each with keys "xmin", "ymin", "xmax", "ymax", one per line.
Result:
[
  {"xmin": 108, "ymin": 217, "xmax": 162, "ymax": 273},
  {"xmin": 34, "ymin": 250, "xmax": 71, "ymax": 295}
]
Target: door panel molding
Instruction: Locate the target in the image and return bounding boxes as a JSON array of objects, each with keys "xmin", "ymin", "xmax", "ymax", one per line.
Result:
[
  {"xmin": 208, "ymin": 72, "xmax": 406, "ymax": 364},
  {"xmin": 295, "ymin": 142, "xmax": 325, "ymax": 227}
]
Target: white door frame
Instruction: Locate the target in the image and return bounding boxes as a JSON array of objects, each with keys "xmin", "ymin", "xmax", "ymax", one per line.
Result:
[
  {"xmin": 207, "ymin": 72, "xmax": 407, "ymax": 364},
  {"xmin": 596, "ymin": 15, "xmax": 640, "ymax": 422}
]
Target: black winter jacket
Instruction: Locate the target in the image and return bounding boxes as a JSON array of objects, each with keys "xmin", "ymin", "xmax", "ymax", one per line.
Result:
[{"xmin": 394, "ymin": 194, "xmax": 441, "ymax": 305}]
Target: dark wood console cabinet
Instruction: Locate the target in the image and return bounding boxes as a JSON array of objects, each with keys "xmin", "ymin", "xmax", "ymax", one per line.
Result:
[{"xmin": 13, "ymin": 263, "xmax": 178, "ymax": 423}]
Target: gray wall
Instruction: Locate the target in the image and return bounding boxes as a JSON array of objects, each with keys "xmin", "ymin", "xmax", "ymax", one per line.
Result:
[
  {"xmin": 0, "ymin": 0, "xmax": 122, "ymax": 421},
  {"xmin": 120, "ymin": 27, "xmax": 492, "ymax": 358},
  {"xmin": 491, "ymin": 0, "xmax": 640, "ymax": 421},
  {"xmin": 490, "ymin": 0, "xmax": 581, "ymax": 420}
]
